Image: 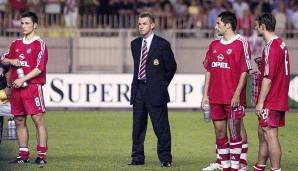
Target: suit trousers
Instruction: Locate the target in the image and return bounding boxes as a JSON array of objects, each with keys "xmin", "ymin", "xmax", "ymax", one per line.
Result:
[{"xmin": 131, "ymin": 82, "xmax": 172, "ymax": 163}]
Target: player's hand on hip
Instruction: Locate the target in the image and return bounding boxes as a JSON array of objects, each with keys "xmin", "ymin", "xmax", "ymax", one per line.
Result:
[
  {"xmin": 9, "ymin": 59, "xmax": 21, "ymax": 67},
  {"xmin": 13, "ymin": 78, "xmax": 24, "ymax": 88},
  {"xmin": 255, "ymin": 102, "xmax": 263, "ymax": 117}
]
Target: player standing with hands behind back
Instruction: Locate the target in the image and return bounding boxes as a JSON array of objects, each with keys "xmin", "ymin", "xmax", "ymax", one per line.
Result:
[
  {"xmin": 1, "ymin": 11, "xmax": 48, "ymax": 164},
  {"xmin": 201, "ymin": 11, "xmax": 252, "ymax": 171},
  {"xmin": 253, "ymin": 13, "xmax": 290, "ymax": 171}
]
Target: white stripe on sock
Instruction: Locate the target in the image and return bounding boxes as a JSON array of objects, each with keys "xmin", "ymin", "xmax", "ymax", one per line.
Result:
[
  {"xmin": 19, "ymin": 147, "xmax": 29, "ymax": 152},
  {"xmin": 218, "ymin": 148, "xmax": 229, "ymax": 154},
  {"xmin": 230, "ymin": 148, "xmax": 242, "ymax": 154},
  {"xmin": 242, "ymin": 143, "xmax": 248, "ymax": 148},
  {"xmin": 240, "ymin": 153, "xmax": 247, "ymax": 160},
  {"xmin": 221, "ymin": 160, "xmax": 231, "ymax": 168}
]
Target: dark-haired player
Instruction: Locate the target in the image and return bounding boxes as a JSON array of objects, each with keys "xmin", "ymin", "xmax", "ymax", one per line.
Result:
[
  {"xmin": 253, "ymin": 13, "xmax": 290, "ymax": 171},
  {"xmin": 1, "ymin": 11, "xmax": 48, "ymax": 164},
  {"xmin": 201, "ymin": 11, "xmax": 251, "ymax": 171}
]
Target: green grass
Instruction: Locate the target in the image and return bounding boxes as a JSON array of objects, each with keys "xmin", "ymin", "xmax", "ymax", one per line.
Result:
[{"xmin": 0, "ymin": 111, "xmax": 297, "ymax": 171}]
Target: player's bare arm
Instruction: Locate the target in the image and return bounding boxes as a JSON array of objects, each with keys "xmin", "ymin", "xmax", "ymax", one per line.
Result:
[
  {"xmin": 1, "ymin": 58, "xmax": 20, "ymax": 67},
  {"xmin": 256, "ymin": 77, "xmax": 272, "ymax": 116},
  {"xmin": 13, "ymin": 68, "xmax": 42, "ymax": 88},
  {"xmin": 231, "ymin": 72, "xmax": 248, "ymax": 108},
  {"xmin": 201, "ymin": 72, "xmax": 210, "ymax": 110}
]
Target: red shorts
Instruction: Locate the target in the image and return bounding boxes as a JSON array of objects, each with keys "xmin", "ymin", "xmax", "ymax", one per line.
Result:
[
  {"xmin": 210, "ymin": 104, "xmax": 245, "ymax": 121},
  {"xmin": 11, "ymin": 84, "xmax": 46, "ymax": 116},
  {"xmin": 259, "ymin": 109, "xmax": 285, "ymax": 127}
]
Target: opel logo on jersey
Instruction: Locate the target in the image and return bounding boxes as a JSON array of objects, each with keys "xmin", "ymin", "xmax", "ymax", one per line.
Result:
[
  {"xmin": 19, "ymin": 54, "xmax": 25, "ymax": 60},
  {"xmin": 18, "ymin": 54, "xmax": 30, "ymax": 67},
  {"xmin": 217, "ymin": 54, "xmax": 224, "ymax": 61},
  {"xmin": 19, "ymin": 61, "xmax": 30, "ymax": 67},
  {"xmin": 226, "ymin": 48, "xmax": 232, "ymax": 55},
  {"xmin": 211, "ymin": 61, "xmax": 230, "ymax": 69},
  {"xmin": 213, "ymin": 54, "xmax": 230, "ymax": 69},
  {"xmin": 26, "ymin": 48, "xmax": 32, "ymax": 54}
]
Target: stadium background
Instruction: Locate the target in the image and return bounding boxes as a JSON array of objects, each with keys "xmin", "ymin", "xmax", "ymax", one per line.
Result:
[{"xmin": 0, "ymin": 0, "xmax": 298, "ymax": 170}]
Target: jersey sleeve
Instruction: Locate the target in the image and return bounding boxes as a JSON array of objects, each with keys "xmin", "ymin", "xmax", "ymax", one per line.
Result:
[
  {"xmin": 1, "ymin": 42, "xmax": 15, "ymax": 61},
  {"xmin": 240, "ymin": 39, "xmax": 252, "ymax": 73},
  {"xmin": 35, "ymin": 40, "xmax": 48, "ymax": 72},
  {"xmin": 264, "ymin": 45, "xmax": 280, "ymax": 80},
  {"xmin": 203, "ymin": 43, "xmax": 212, "ymax": 72}
]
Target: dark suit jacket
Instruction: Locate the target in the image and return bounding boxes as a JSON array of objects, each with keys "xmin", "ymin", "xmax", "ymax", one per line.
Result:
[{"xmin": 130, "ymin": 35, "xmax": 177, "ymax": 106}]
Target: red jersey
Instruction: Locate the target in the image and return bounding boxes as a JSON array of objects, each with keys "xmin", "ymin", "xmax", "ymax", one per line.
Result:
[
  {"xmin": 204, "ymin": 34, "xmax": 252, "ymax": 105},
  {"xmin": 2, "ymin": 36, "xmax": 48, "ymax": 85},
  {"xmin": 259, "ymin": 37, "xmax": 290, "ymax": 111}
]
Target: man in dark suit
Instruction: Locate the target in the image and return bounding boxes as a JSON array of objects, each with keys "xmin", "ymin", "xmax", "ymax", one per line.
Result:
[{"xmin": 128, "ymin": 12, "xmax": 177, "ymax": 167}]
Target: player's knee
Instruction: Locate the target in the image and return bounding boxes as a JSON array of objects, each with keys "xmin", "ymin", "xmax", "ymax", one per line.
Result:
[
  {"xmin": 262, "ymin": 128, "xmax": 275, "ymax": 142},
  {"xmin": 32, "ymin": 116, "xmax": 45, "ymax": 127},
  {"xmin": 215, "ymin": 128, "xmax": 226, "ymax": 139},
  {"xmin": 35, "ymin": 118, "xmax": 45, "ymax": 127},
  {"xmin": 14, "ymin": 117, "xmax": 26, "ymax": 125}
]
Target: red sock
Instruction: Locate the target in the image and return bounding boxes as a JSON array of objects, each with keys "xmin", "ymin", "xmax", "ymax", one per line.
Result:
[
  {"xmin": 19, "ymin": 147, "xmax": 29, "ymax": 159},
  {"xmin": 240, "ymin": 141, "xmax": 248, "ymax": 166},
  {"xmin": 230, "ymin": 137, "xmax": 242, "ymax": 171},
  {"xmin": 216, "ymin": 137, "xmax": 230, "ymax": 169},
  {"xmin": 253, "ymin": 164, "xmax": 266, "ymax": 171},
  {"xmin": 37, "ymin": 145, "xmax": 48, "ymax": 159}
]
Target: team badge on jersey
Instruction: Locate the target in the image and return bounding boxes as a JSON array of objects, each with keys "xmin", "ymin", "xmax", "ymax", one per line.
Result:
[
  {"xmin": 217, "ymin": 54, "xmax": 224, "ymax": 61},
  {"xmin": 19, "ymin": 54, "xmax": 25, "ymax": 60},
  {"xmin": 226, "ymin": 48, "xmax": 232, "ymax": 55},
  {"xmin": 153, "ymin": 59, "xmax": 159, "ymax": 65},
  {"xmin": 26, "ymin": 48, "xmax": 32, "ymax": 54}
]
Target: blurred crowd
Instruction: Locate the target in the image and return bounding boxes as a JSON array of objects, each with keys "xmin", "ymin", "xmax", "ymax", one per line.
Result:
[{"xmin": 0, "ymin": 0, "xmax": 298, "ymax": 36}]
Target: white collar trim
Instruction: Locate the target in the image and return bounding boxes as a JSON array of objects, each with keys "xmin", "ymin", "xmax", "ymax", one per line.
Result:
[
  {"xmin": 220, "ymin": 34, "xmax": 240, "ymax": 45},
  {"xmin": 22, "ymin": 36, "xmax": 40, "ymax": 44},
  {"xmin": 266, "ymin": 36, "xmax": 278, "ymax": 45}
]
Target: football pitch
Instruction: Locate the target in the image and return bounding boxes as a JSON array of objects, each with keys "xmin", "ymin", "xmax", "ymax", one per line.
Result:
[{"xmin": 0, "ymin": 111, "xmax": 297, "ymax": 171}]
